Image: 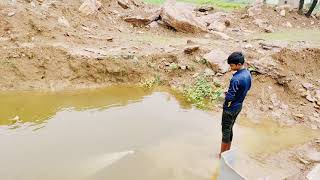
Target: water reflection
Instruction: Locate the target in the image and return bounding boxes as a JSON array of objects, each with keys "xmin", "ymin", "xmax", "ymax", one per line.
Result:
[
  {"xmin": 0, "ymin": 87, "xmax": 319, "ymax": 180},
  {"xmin": 0, "ymin": 86, "xmax": 154, "ymax": 126}
]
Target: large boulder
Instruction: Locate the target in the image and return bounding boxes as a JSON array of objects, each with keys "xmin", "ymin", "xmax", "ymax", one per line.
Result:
[
  {"xmin": 124, "ymin": 9, "xmax": 161, "ymax": 27},
  {"xmin": 79, "ymin": 0, "xmax": 102, "ymax": 16},
  {"xmin": 247, "ymin": 6, "xmax": 262, "ymax": 17},
  {"xmin": 117, "ymin": 0, "xmax": 142, "ymax": 9},
  {"xmin": 117, "ymin": 0, "xmax": 131, "ymax": 9},
  {"xmin": 203, "ymin": 49, "xmax": 229, "ymax": 73},
  {"xmin": 198, "ymin": 12, "xmax": 228, "ymax": 25},
  {"xmin": 160, "ymin": 0, "xmax": 207, "ymax": 33}
]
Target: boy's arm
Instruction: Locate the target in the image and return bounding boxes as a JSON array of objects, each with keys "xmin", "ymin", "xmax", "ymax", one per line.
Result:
[{"xmin": 224, "ymin": 79, "xmax": 239, "ymax": 107}]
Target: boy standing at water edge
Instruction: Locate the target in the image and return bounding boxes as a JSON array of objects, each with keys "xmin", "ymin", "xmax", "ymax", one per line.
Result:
[{"xmin": 219, "ymin": 52, "xmax": 252, "ymax": 157}]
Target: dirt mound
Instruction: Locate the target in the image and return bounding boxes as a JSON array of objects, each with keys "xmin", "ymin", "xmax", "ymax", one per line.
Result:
[
  {"xmin": 233, "ymin": 5, "xmax": 320, "ymax": 32},
  {"xmin": 0, "ymin": 46, "xmax": 142, "ymax": 90},
  {"xmin": 0, "ymin": 45, "xmax": 206, "ymax": 91},
  {"xmin": 273, "ymin": 48, "xmax": 320, "ymax": 80},
  {"xmin": 245, "ymin": 48, "xmax": 320, "ymax": 129}
]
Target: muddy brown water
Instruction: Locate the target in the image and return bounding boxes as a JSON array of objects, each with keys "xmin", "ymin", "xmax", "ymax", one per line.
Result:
[{"xmin": 0, "ymin": 86, "xmax": 319, "ymax": 180}]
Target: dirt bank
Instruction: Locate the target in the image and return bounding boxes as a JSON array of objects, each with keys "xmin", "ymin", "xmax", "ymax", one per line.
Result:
[{"xmin": 1, "ymin": 0, "xmax": 320, "ymax": 178}]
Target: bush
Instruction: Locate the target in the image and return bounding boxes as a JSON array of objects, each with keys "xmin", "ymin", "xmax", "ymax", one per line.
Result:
[{"xmin": 184, "ymin": 76, "xmax": 222, "ymax": 109}]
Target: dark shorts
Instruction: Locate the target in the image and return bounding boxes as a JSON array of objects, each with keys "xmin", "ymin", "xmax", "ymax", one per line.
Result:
[{"xmin": 221, "ymin": 108, "xmax": 242, "ymax": 143}]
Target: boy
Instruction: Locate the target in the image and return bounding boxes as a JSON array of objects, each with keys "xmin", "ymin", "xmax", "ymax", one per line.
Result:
[{"xmin": 220, "ymin": 52, "xmax": 252, "ymax": 157}]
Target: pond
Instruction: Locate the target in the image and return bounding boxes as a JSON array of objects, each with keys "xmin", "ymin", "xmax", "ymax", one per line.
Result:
[{"xmin": 0, "ymin": 86, "xmax": 318, "ymax": 180}]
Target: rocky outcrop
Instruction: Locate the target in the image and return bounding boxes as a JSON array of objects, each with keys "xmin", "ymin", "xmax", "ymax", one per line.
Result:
[
  {"xmin": 160, "ymin": 0, "xmax": 207, "ymax": 33},
  {"xmin": 203, "ymin": 49, "xmax": 229, "ymax": 73}
]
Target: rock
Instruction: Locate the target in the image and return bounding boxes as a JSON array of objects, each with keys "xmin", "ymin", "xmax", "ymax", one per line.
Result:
[
  {"xmin": 30, "ymin": 1, "xmax": 36, "ymax": 7},
  {"xmin": 247, "ymin": 6, "xmax": 262, "ymax": 17},
  {"xmin": 129, "ymin": 0, "xmax": 142, "ymax": 7},
  {"xmin": 58, "ymin": 16, "xmax": 70, "ymax": 27},
  {"xmin": 306, "ymin": 91, "xmax": 316, "ymax": 102},
  {"xmin": 316, "ymin": 12, "xmax": 320, "ymax": 19},
  {"xmin": 314, "ymin": 90, "xmax": 320, "ymax": 105},
  {"xmin": 192, "ymin": 73, "xmax": 199, "ymax": 78},
  {"xmin": 311, "ymin": 21, "xmax": 315, "ymax": 25},
  {"xmin": 284, "ymin": 21, "xmax": 292, "ymax": 28},
  {"xmin": 253, "ymin": 19, "xmax": 275, "ymax": 33},
  {"xmin": 180, "ymin": 65, "xmax": 187, "ymax": 70},
  {"xmin": 184, "ymin": 45, "xmax": 200, "ymax": 54},
  {"xmin": 148, "ymin": 21, "xmax": 159, "ymax": 28},
  {"xmin": 208, "ymin": 21, "xmax": 226, "ymax": 32},
  {"xmin": 117, "ymin": 0, "xmax": 131, "ymax": 9},
  {"xmin": 79, "ymin": 0, "xmax": 102, "ymax": 16},
  {"xmin": 194, "ymin": 6, "xmax": 214, "ymax": 12},
  {"xmin": 302, "ymin": 83, "xmax": 314, "ymax": 90},
  {"xmin": 203, "ymin": 49, "xmax": 229, "ymax": 73},
  {"xmin": 296, "ymin": 155, "xmax": 310, "ymax": 164},
  {"xmin": 259, "ymin": 42, "xmax": 283, "ymax": 50},
  {"xmin": 264, "ymin": 25, "xmax": 274, "ymax": 33},
  {"xmin": 293, "ymin": 113, "xmax": 304, "ymax": 119},
  {"xmin": 195, "ymin": 56, "xmax": 201, "ymax": 62},
  {"xmin": 224, "ymin": 19, "xmax": 231, "ymax": 27},
  {"xmin": 125, "ymin": 16, "xmax": 152, "ymax": 27},
  {"xmin": 160, "ymin": 0, "xmax": 207, "ymax": 33},
  {"xmin": 186, "ymin": 39, "xmax": 195, "ymax": 44},
  {"xmin": 315, "ymin": 90, "xmax": 320, "ymax": 100},
  {"xmin": 241, "ymin": 14, "xmax": 249, "ymax": 19},
  {"xmin": 244, "ymin": 44, "xmax": 253, "ymax": 49},
  {"xmin": 125, "ymin": 8, "xmax": 161, "ymax": 27},
  {"xmin": 106, "ymin": 37, "xmax": 113, "ymax": 42},
  {"xmin": 203, "ymin": 68, "xmax": 215, "ymax": 76},
  {"xmin": 270, "ymin": 94, "xmax": 281, "ymax": 107},
  {"xmin": 280, "ymin": 9, "xmax": 286, "ymax": 17},
  {"xmin": 249, "ymin": 56, "xmax": 277, "ymax": 74},
  {"xmin": 307, "ymin": 164, "xmax": 320, "ymax": 180},
  {"xmin": 253, "ymin": 19, "xmax": 268, "ymax": 28},
  {"xmin": 198, "ymin": 12, "xmax": 229, "ymax": 26},
  {"xmin": 211, "ymin": 31, "xmax": 231, "ymax": 40},
  {"xmin": 7, "ymin": 12, "xmax": 15, "ymax": 17}
]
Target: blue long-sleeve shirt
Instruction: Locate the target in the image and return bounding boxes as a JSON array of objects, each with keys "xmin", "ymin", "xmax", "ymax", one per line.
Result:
[{"xmin": 223, "ymin": 68, "xmax": 252, "ymax": 112}]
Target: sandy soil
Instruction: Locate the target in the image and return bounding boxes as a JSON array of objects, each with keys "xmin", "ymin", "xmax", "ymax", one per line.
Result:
[{"xmin": 1, "ymin": 0, "xmax": 320, "ymax": 178}]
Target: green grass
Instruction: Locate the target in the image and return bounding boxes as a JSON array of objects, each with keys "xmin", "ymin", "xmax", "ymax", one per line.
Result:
[
  {"xmin": 253, "ymin": 30, "xmax": 320, "ymax": 43},
  {"xmin": 141, "ymin": 75, "xmax": 163, "ymax": 88},
  {"xmin": 184, "ymin": 76, "xmax": 222, "ymax": 109},
  {"xmin": 144, "ymin": 0, "xmax": 249, "ymax": 10}
]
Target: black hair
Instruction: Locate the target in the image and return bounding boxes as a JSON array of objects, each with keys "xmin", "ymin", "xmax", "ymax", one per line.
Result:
[{"xmin": 227, "ymin": 52, "xmax": 245, "ymax": 65}]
